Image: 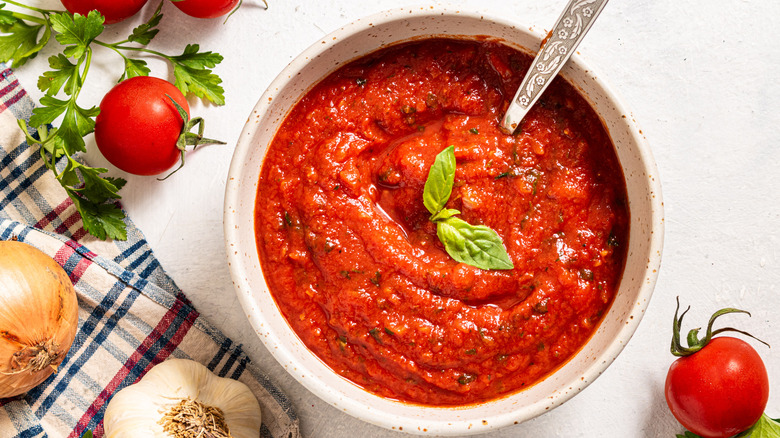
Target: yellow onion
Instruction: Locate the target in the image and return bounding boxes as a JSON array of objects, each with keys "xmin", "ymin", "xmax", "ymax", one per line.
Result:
[{"xmin": 0, "ymin": 240, "xmax": 79, "ymax": 398}]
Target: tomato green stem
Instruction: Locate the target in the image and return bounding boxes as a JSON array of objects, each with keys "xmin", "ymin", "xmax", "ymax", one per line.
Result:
[
  {"xmin": 157, "ymin": 95, "xmax": 226, "ymax": 181},
  {"xmin": 670, "ymin": 296, "xmax": 770, "ymax": 357}
]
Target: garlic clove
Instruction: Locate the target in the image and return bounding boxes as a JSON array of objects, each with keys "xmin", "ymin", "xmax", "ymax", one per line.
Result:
[
  {"xmin": 103, "ymin": 381, "xmax": 170, "ymax": 437},
  {"xmin": 191, "ymin": 369, "xmax": 264, "ymax": 437}
]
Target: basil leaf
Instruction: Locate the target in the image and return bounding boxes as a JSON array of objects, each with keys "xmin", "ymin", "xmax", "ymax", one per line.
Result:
[
  {"xmin": 436, "ymin": 217, "xmax": 514, "ymax": 270},
  {"xmin": 430, "ymin": 208, "xmax": 460, "ymax": 222},
  {"xmin": 676, "ymin": 432, "xmax": 702, "ymax": 438},
  {"xmin": 420, "ymin": 145, "xmax": 513, "ymax": 270},
  {"xmin": 423, "ymin": 145, "xmax": 456, "ymax": 215},
  {"xmin": 678, "ymin": 415, "xmax": 780, "ymax": 438},
  {"xmin": 747, "ymin": 414, "xmax": 780, "ymax": 438}
]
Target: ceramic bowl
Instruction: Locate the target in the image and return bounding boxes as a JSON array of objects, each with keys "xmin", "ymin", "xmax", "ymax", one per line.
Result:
[{"xmin": 224, "ymin": 7, "xmax": 663, "ymax": 435}]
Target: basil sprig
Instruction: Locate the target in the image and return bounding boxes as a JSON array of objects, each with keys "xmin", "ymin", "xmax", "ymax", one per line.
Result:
[{"xmin": 423, "ymin": 146, "xmax": 514, "ymax": 270}]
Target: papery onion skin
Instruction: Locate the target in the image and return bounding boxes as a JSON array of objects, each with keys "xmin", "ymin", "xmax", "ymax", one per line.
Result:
[{"xmin": 0, "ymin": 240, "xmax": 79, "ymax": 398}]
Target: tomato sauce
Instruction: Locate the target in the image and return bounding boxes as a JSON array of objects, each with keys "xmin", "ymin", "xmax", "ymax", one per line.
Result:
[{"xmin": 254, "ymin": 38, "xmax": 629, "ymax": 405}]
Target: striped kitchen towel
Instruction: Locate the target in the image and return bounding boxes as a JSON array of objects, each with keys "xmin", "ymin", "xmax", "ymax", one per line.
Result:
[{"xmin": 0, "ymin": 65, "xmax": 300, "ymax": 438}]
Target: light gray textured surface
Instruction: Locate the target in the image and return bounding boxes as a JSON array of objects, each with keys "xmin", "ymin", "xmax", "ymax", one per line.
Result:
[{"xmin": 13, "ymin": 0, "xmax": 780, "ymax": 436}]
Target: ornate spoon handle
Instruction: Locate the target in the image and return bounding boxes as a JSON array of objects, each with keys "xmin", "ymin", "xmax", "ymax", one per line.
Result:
[{"xmin": 500, "ymin": 0, "xmax": 609, "ymax": 133}]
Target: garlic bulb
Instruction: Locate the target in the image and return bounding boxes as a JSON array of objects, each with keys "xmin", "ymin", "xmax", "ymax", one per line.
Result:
[{"xmin": 104, "ymin": 358, "xmax": 262, "ymax": 438}]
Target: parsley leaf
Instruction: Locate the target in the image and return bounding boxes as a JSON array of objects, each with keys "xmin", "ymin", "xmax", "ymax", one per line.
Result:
[
  {"xmin": 67, "ymin": 160, "xmax": 126, "ymax": 203},
  {"xmin": 18, "ymin": 122, "xmax": 128, "ymax": 241},
  {"xmin": 37, "ymin": 53, "xmax": 78, "ymax": 95},
  {"xmin": 170, "ymin": 43, "xmax": 223, "ymax": 70},
  {"xmin": 30, "ymin": 96, "xmax": 99, "ymax": 154},
  {"xmin": 0, "ymin": 4, "xmax": 15, "ymax": 26},
  {"xmin": 50, "ymin": 11, "xmax": 104, "ymax": 59},
  {"xmin": 120, "ymin": 57, "xmax": 150, "ymax": 80},
  {"xmin": 29, "ymin": 94, "xmax": 68, "ymax": 126},
  {"xmin": 72, "ymin": 195, "xmax": 127, "ymax": 241},
  {"xmin": 127, "ymin": 3, "xmax": 162, "ymax": 45},
  {"xmin": 0, "ymin": 19, "xmax": 48, "ymax": 67},
  {"xmin": 422, "ymin": 146, "xmax": 514, "ymax": 270},
  {"xmin": 170, "ymin": 44, "xmax": 225, "ymax": 104},
  {"xmin": 172, "ymin": 63, "xmax": 224, "ymax": 105},
  {"xmin": 58, "ymin": 101, "xmax": 99, "ymax": 153},
  {"xmin": 60, "ymin": 157, "xmax": 127, "ymax": 241}
]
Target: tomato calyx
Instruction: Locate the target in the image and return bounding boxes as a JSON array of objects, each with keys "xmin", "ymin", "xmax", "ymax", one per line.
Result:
[
  {"xmin": 671, "ymin": 296, "xmax": 770, "ymax": 357},
  {"xmin": 160, "ymin": 94, "xmax": 226, "ymax": 181},
  {"xmin": 222, "ymin": 0, "xmax": 243, "ymax": 23},
  {"xmin": 222, "ymin": 0, "xmax": 268, "ymax": 24}
]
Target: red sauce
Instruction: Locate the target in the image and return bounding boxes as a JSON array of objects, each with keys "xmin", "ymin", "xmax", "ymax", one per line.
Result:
[{"xmin": 254, "ymin": 38, "xmax": 629, "ymax": 405}]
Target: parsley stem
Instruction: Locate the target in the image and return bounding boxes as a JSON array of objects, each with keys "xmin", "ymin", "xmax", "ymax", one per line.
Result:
[
  {"xmin": 93, "ymin": 40, "xmax": 176, "ymax": 66},
  {"xmin": 9, "ymin": 10, "xmax": 47, "ymax": 24},
  {"xmin": 93, "ymin": 40, "xmax": 129, "ymax": 62},
  {"xmin": 74, "ymin": 47, "xmax": 93, "ymax": 99},
  {"xmin": 93, "ymin": 37, "xmax": 132, "ymax": 47},
  {"xmin": 35, "ymin": 126, "xmax": 61, "ymax": 179},
  {"xmin": 98, "ymin": 42, "xmax": 172, "ymax": 61}
]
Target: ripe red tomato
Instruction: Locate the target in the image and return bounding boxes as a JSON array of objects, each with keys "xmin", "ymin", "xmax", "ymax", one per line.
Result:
[
  {"xmin": 665, "ymin": 337, "xmax": 769, "ymax": 438},
  {"xmin": 60, "ymin": 0, "xmax": 149, "ymax": 25},
  {"xmin": 95, "ymin": 76, "xmax": 189, "ymax": 176},
  {"xmin": 171, "ymin": 0, "xmax": 240, "ymax": 19}
]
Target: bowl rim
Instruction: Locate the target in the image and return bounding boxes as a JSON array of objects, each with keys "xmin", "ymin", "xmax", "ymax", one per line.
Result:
[{"xmin": 224, "ymin": 6, "xmax": 664, "ymax": 435}]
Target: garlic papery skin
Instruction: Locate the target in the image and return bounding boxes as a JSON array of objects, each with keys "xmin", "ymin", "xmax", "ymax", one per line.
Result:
[{"xmin": 103, "ymin": 358, "xmax": 262, "ymax": 438}]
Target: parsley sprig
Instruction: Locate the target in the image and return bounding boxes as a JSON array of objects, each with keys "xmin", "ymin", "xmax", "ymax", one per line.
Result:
[
  {"xmin": 92, "ymin": 4, "xmax": 225, "ymax": 105},
  {"xmin": 0, "ymin": 1, "xmax": 225, "ymax": 240}
]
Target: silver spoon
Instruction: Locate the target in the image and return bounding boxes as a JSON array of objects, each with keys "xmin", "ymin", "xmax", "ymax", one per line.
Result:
[{"xmin": 500, "ymin": 0, "xmax": 609, "ymax": 134}]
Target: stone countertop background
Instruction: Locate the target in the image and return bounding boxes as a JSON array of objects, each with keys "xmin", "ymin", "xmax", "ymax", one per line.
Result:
[{"xmin": 14, "ymin": 0, "xmax": 780, "ymax": 436}]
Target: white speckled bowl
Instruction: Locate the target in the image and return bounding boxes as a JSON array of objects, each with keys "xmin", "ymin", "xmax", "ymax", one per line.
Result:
[{"xmin": 224, "ymin": 7, "xmax": 663, "ymax": 436}]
